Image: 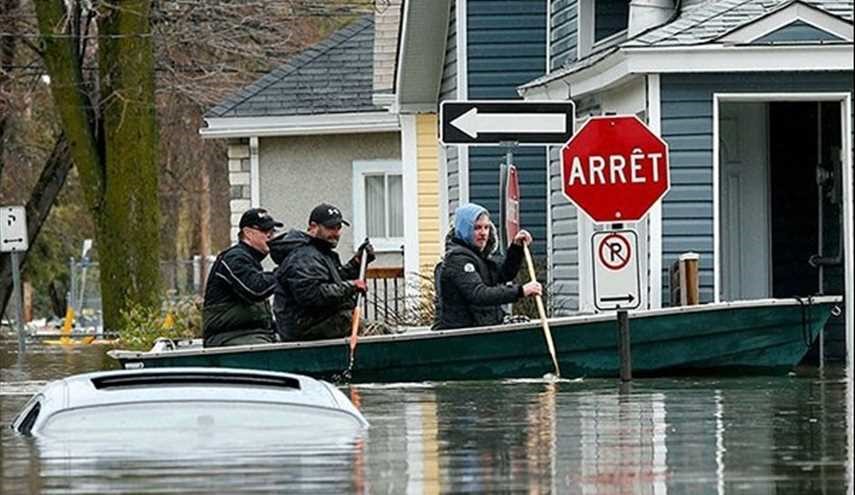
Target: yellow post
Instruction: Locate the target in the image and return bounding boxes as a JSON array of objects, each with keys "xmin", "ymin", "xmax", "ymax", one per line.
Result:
[{"xmin": 60, "ymin": 306, "xmax": 75, "ymax": 345}]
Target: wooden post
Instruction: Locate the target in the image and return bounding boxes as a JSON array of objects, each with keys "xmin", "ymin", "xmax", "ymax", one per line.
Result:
[
  {"xmin": 617, "ymin": 309, "xmax": 631, "ymax": 381},
  {"xmin": 680, "ymin": 252, "xmax": 700, "ymax": 306},
  {"xmin": 23, "ymin": 281, "xmax": 33, "ymax": 322}
]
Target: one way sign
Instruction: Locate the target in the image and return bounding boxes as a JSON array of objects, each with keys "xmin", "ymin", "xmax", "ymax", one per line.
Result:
[{"xmin": 440, "ymin": 101, "xmax": 575, "ymax": 146}]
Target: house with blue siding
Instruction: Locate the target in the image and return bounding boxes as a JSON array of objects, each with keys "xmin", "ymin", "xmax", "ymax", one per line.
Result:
[
  {"xmin": 520, "ymin": 0, "xmax": 853, "ymax": 361},
  {"xmin": 396, "ymin": 0, "xmax": 550, "ymax": 258}
]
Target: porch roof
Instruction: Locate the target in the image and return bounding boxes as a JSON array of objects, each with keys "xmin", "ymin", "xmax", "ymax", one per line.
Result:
[{"xmin": 520, "ymin": 0, "xmax": 853, "ymax": 92}]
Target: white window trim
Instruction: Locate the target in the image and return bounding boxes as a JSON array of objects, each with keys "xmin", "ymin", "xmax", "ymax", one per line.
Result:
[
  {"xmin": 352, "ymin": 159, "xmax": 405, "ymax": 253},
  {"xmin": 578, "ymin": 0, "xmax": 628, "ymax": 59},
  {"xmin": 577, "ymin": 0, "xmax": 594, "ymax": 58},
  {"xmin": 249, "ymin": 136, "xmax": 260, "ymax": 207}
]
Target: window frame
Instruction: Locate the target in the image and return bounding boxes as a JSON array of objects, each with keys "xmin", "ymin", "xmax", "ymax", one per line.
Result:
[
  {"xmin": 578, "ymin": 0, "xmax": 629, "ymax": 59},
  {"xmin": 351, "ymin": 159, "xmax": 405, "ymax": 253}
]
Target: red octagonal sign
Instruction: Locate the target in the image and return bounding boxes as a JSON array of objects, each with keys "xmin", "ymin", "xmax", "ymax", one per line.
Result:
[{"xmin": 561, "ymin": 115, "xmax": 669, "ymax": 223}]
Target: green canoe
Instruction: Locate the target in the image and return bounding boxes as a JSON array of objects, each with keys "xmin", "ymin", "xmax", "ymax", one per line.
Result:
[{"xmin": 108, "ymin": 296, "xmax": 842, "ymax": 382}]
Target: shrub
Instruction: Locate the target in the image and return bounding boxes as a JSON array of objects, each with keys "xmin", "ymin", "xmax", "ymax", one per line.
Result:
[{"xmin": 116, "ymin": 296, "xmax": 202, "ymax": 350}]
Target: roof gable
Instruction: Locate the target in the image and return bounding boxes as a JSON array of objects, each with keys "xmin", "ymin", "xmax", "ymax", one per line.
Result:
[
  {"xmin": 205, "ymin": 16, "xmax": 381, "ymax": 119},
  {"xmin": 624, "ymin": 0, "xmax": 853, "ymax": 48},
  {"xmin": 750, "ymin": 19, "xmax": 848, "ymax": 43},
  {"xmin": 720, "ymin": 2, "xmax": 853, "ymax": 44}
]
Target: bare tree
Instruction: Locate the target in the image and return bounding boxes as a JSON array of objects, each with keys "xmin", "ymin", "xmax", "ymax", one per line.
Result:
[{"xmin": 1, "ymin": 0, "xmax": 379, "ymax": 321}]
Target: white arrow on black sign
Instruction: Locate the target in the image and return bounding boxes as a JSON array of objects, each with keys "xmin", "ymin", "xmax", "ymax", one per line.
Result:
[{"xmin": 440, "ymin": 101, "xmax": 575, "ymax": 146}]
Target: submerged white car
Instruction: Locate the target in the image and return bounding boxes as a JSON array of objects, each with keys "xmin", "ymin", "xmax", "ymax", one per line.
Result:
[{"xmin": 11, "ymin": 368, "xmax": 368, "ymax": 451}]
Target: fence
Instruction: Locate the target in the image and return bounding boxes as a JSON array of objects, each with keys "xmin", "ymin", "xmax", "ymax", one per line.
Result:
[
  {"xmin": 362, "ymin": 267, "xmax": 406, "ymax": 324},
  {"xmin": 67, "ymin": 256, "xmax": 217, "ymax": 314},
  {"xmin": 67, "ymin": 258, "xmax": 407, "ymax": 324}
]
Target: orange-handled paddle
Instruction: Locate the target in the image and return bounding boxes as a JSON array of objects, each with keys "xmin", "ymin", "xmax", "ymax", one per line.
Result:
[
  {"xmin": 524, "ymin": 244, "xmax": 561, "ymax": 378},
  {"xmin": 347, "ymin": 243, "xmax": 370, "ymax": 370}
]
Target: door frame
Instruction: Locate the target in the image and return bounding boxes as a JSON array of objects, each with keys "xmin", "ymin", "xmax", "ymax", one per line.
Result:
[
  {"xmin": 712, "ymin": 91, "xmax": 853, "ymax": 353},
  {"xmin": 717, "ymin": 101, "xmax": 773, "ymax": 300}
]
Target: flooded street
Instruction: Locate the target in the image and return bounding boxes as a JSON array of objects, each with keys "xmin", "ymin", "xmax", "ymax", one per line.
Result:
[{"xmin": 1, "ymin": 333, "xmax": 850, "ymax": 494}]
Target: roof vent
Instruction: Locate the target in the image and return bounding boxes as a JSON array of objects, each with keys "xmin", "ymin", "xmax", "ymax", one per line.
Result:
[{"xmin": 629, "ymin": 0, "xmax": 676, "ymax": 37}]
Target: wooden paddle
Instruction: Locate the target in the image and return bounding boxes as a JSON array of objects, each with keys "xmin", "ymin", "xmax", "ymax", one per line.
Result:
[
  {"xmin": 523, "ymin": 244, "xmax": 561, "ymax": 378},
  {"xmin": 347, "ymin": 244, "xmax": 370, "ymax": 370}
]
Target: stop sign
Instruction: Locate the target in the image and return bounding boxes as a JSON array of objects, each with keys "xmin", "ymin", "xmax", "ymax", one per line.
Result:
[{"xmin": 561, "ymin": 115, "xmax": 669, "ymax": 223}]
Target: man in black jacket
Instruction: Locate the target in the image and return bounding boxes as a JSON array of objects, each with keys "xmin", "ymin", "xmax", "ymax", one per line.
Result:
[
  {"xmin": 202, "ymin": 208, "xmax": 283, "ymax": 347},
  {"xmin": 270, "ymin": 203, "xmax": 374, "ymax": 341},
  {"xmin": 435, "ymin": 202, "xmax": 541, "ymax": 330}
]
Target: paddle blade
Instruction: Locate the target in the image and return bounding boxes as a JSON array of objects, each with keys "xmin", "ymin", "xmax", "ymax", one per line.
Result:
[{"xmin": 349, "ymin": 306, "xmax": 362, "ymax": 352}]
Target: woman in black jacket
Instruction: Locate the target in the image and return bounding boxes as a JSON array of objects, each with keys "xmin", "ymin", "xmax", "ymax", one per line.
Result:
[{"xmin": 435, "ymin": 203, "xmax": 541, "ymax": 330}]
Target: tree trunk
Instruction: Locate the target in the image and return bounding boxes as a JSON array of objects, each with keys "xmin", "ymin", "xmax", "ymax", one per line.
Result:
[
  {"xmin": 33, "ymin": 0, "xmax": 161, "ymax": 330},
  {"xmin": 96, "ymin": 0, "xmax": 161, "ymax": 328},
  {"xmin": 0, "ymin": 136, "xmax": 72, "ymax": 318},
  {"xmin": 198, "ymin": 161, "xmax": 211, "ymax": 294},
  {"xmin": 0, "ymin": 0, "xmax": 20, "ymax": 180}
]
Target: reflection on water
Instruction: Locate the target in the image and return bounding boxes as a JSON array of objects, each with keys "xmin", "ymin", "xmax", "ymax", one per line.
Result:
[{"xmin": 1, "ymin": 334, "xmax": 849, "ymax": 494}]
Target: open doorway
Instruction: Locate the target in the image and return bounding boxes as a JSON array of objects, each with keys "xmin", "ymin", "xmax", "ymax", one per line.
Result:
[{"xmin": 718, "ymin": 98, "xmax": 847, "ymax": 362}]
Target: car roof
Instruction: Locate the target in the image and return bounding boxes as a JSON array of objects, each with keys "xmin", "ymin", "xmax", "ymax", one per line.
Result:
[{"xmin": 37, "ymin": 368, "xmax": 347, "ymax": 412}]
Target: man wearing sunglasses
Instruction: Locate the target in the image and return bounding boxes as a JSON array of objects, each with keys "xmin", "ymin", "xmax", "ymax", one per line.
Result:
[{"xmin": 202, "ymin": 208, "xmax": 283, "ymax": 347}]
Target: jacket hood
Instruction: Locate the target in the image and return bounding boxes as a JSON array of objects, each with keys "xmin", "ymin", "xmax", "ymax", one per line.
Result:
[
  {"xmin": 453, "ymin": 203, "xmax": 488, "ymax": 246},
  {"xmin": 269, "ymin": 229, "xmax": 312, "ymax": 265},
  {"xmin": 451, "ymin": 203, "xmax": 497, "ymax": 256}
]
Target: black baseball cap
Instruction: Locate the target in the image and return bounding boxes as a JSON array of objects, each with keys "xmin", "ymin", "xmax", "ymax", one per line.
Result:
[
  {"xmin": 309, "ymin": 203, "xmax": 350, "ymax": 227},
  {"xmin": 239, "ymin": 208, "xmax": 283, "ymax": 231}
]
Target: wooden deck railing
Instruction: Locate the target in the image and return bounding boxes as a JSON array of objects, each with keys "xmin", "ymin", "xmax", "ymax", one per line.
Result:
[{"xmin": 363, "ymin": 267, "xmax": 405, "ymax": 323}]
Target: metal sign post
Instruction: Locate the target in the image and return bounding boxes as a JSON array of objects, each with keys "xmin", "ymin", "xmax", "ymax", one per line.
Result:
[{"xmin": 1, "ymin": 206, "xmax": 29, "ymax": 353}]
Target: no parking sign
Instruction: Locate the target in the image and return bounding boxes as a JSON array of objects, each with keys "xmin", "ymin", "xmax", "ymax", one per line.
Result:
[{"xmin": 592, "ymin": 229, "xmax": 641, "ymax": 311}]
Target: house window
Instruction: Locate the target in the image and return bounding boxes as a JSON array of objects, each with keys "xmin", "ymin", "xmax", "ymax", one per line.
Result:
[
  {"xmin": 595, "ymin": 0, "xmax": 630, "ymax": 43},
  {"xmin": 352, "ymin": 160, "xmax": 404, "ymax": 252},
  {"xmin": 578, "ymin": 0, "xmax": 630, "ymax": 57}
]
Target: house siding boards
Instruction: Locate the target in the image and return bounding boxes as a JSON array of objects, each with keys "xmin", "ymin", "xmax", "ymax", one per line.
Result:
[
  {"xmin": 442, "ymin": 0, "xmax": 460, "ymax": 223},
  {"xmin": 466, "ymin": 0, "xmax": 549, "ymax": 256},
  {"xmin": 257, "ymin": 132, "xmax": 401, "ymax": 266},
  {"xmin": 548, "ymin": 146, "xmax": 580, "ymax": 313},
  {"xmin": 659, "ymin": 71, "xmax": 854, "ymax": 308},
  {"xmin": 550, "ymin": 0, "xmax": 578, "ymax": 70},
  {"xmin": 417, "ymin": 114, "xmax": 442, "ymax": 272}
]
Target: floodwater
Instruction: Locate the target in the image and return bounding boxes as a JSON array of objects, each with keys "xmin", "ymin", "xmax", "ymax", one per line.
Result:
[{"xmin": 1, "ymin": 333, "xmax": 850, "ymax": 494}]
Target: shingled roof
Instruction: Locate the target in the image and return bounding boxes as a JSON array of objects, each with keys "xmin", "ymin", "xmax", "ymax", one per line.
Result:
[
  {"xmin": 521, "ymin": 0, "xmax": 852, "ymax": 90},
  {"xmin": 205, "ymin": 15, "xmax": 380, "ymax": 119},
  {"xmin": 624, "ymin": 0, "xmax": 853, "ymax": 47}
]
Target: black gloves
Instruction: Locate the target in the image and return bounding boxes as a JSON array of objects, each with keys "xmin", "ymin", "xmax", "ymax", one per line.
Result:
[{"xmin": 356, "ymin": 238, "xmax": 376, "ymax": 264}]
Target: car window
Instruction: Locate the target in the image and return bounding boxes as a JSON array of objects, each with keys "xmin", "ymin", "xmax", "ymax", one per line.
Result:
[
  {"xmin": 39, "ymin": 401, "xmax": 360, "ymax": 437},
  {"xmin": 15, "ymin": 401, "xmax": 41, "ymax": 436}
]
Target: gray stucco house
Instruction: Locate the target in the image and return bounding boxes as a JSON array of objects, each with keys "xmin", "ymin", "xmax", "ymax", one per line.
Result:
[
  {"xmin": 200, "ymin": 9, "xmax": 404, "ymax": 269},
  {"xmin": 520, "ymin": 0, "xmax": 853, "ymax": 360}
]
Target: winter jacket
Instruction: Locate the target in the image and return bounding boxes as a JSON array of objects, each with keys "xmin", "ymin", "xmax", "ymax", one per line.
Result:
[
  {"xmin": 270, "ymin": 229, "xmax": 361, "ymax": 340},
  {"xmin": 435, "ymin": 203, "xmax": 525, "ymax": 329},
  {"xmin": 202, "ymin": 241, "xmax": 277, "ymax": 341}
]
